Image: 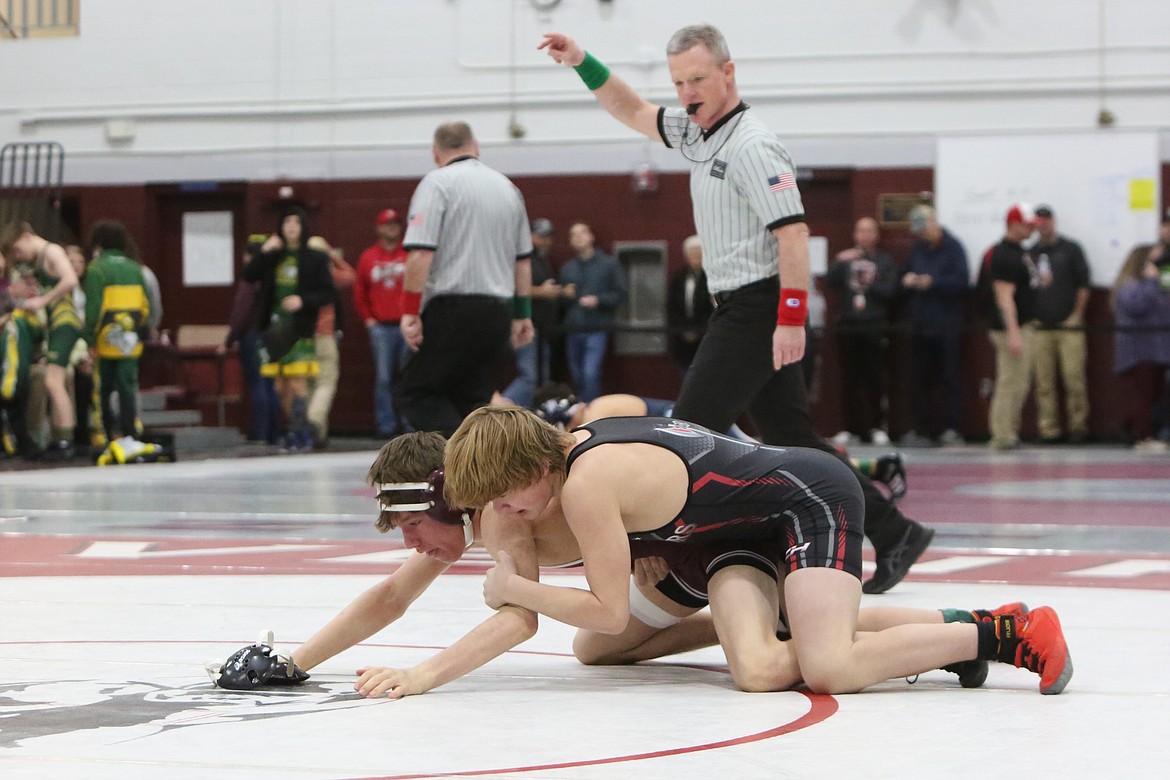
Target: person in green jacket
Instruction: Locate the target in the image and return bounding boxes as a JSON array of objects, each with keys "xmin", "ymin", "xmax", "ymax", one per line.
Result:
[
  {"xmin": 0, "ymin": 284, "xmax": 44, "ymax": 458},
  {"xmin": 84, "ymin": 220, "xmax": 150, "ymax": 444}
]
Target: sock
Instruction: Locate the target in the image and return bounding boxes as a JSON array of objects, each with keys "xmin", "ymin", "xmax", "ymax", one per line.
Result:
[
  {"xmin": 975, "ymin": 620, "xmax": 999, "ymax": 661},
  {"xmin": 940, "ymin": 608, "xmax": 977, "ymax": 624},
  {"xmin": 976, "ymin": 616, "xmax": 1020, "ymax": 662},
  {"xmin": 51, "ymin": 425, "xmax": 74, "ymax": 445}
]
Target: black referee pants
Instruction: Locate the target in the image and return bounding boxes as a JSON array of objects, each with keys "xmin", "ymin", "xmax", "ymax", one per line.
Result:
[
  {"xmin": 671, "ymin": 276, "xmax": 911, "ymax": 551},
  {"xmin": 395, "ymin": 295, "xmax": 512, "ymax": 438}
]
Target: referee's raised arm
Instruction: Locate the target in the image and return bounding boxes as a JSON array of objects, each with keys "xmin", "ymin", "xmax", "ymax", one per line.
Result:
[{"xmin": 539, "ymin": 33, "xmax": 661, "ymax": 141}]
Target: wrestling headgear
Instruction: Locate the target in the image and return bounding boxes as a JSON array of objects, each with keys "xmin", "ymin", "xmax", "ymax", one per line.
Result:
[
  {"xmin": 208, "ymin": 631, "xmax": 309, "ymax": 690},
  {"xmin": 376, "ymin": 469, "xmax": 469, "ymax": 525},
  {"xmin": 535, "ymin": 393, "xmax": 580, "ymax": 430}
]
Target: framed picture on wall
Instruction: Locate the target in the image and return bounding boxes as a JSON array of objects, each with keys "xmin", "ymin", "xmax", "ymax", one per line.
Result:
[{"xmin": 878, "ymin": 193, "xmax": 928, "ymax": 228}]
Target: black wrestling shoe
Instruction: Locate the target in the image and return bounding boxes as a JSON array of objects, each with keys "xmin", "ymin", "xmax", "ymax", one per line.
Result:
[
  {"xmin": 942, "ymin": 659, "xmax": 989, "ymax": 688},
  {"xmin": 862, "ymin": 521, "xmax": 934, "ymax": 594},
  {"xmin": 873, "ymin": 452, "xmax": 908, "ymax": 502}
]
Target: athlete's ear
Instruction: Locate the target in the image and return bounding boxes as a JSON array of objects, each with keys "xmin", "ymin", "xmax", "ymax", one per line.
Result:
[{"xmin": 723, "ymin": 60, "xmax": 735, "ymax": 83}]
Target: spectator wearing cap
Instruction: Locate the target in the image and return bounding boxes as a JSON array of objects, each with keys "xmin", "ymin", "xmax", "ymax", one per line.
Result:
[
  {"xmin": 355, "ymin": 209, "xmax": 410, "ymax": 439},
  {"xmin": 501, "ymin": 217, "xmax": 563, "ymax": 408},
  {"xmin": 900, "ymin": 204, "xmax": 970, "ymax": 446},
  {"xmin": 983, "ymin": 202, "xmax": 1041, "ymax": 450},
  {"xmin": 1030, "ymin": 204, "xmax": 1092, "ymax": 444},
  {"xmin": 244, "ymin": 206, "xmax": 336, "ymax": 452}
]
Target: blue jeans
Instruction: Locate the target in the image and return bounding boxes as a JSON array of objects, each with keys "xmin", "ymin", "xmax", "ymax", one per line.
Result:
[
  {"xmin": 503, "ymin": 336, "xmax": 552, "ymax": 409},
  {"xmin": 240, "ymin": 329, "xmax": 281, "ymax": 443},
  {"xmin": 369, "ymin": 322, "xmax": 412, "ymax": 436},
  {"xmin": 566, "ymin": 330, "xmax": 609, "ymax": 402}
]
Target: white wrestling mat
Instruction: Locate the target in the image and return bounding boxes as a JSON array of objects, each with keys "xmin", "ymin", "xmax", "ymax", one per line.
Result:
[{"xmin": 2, "ymin": 450, "xmax": 1169, "ymax": 778}]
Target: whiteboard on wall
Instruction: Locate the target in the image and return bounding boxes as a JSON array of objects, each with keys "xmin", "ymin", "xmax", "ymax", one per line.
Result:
[
  {"xmin": 936, "ymin": 132, "xmax": 1160, "ymax": 285},
  {"xmin": 182, "ymin": 210, "xmax": 234, "ymax": 287}
]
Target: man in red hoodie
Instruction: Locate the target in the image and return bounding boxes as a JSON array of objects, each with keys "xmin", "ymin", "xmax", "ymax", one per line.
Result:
[{"xmin": 355, "ymin": 209, "xmax": 410, "ymax": 439}]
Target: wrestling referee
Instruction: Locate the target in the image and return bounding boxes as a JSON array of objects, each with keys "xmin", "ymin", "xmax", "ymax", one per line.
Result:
[
  {"xmin": 539, "ymin": 25, "xmax": 933, "ymax": 594},
  {"xmin": 396, "ymin": 121, "xmax": 534, "ymax": 437}
]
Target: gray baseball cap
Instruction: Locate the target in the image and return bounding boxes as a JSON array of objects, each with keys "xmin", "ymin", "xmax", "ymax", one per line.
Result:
[{"xmin": 531, "ymin": 218, "xmax": 554, "ymax": 237}]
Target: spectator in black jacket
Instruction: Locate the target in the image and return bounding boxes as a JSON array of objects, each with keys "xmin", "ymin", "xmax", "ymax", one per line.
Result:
[
  {"xmin": 243, "ymin": 206, "xmax": 335, "ymax": 452},
  {"xmin": 825, "ymin": 217, "xmax": 899, "ymax": 445},
  {"xmin": 666, "ymin": 234, "xmax": 713, "ymax": 377}
]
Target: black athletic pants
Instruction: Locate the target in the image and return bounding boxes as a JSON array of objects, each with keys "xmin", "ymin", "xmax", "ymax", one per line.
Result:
[
  {"xmin": 837, "ymin": 325, "xmax": 888, "ymax": 438},
  {"xmin": 395, "ymin": 295, "xmax": 512, "ymax": 438},
  {"xmin": 671, "ymin": 275, "xmax": 910, "ymax": 550}
]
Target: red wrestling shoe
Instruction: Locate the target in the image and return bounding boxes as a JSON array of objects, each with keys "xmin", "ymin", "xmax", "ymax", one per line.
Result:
[{"xmin": 995, "ymin": 606, "xmax": 1073, "ymax": 695}]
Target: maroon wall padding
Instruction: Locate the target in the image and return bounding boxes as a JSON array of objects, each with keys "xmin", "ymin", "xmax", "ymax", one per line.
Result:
[{"xmin": 49, "ymin": 163, "xmax": 1167, "ymax": 441}]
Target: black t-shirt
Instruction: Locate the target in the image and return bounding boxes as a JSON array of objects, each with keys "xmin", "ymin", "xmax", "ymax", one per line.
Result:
[
  {"xmin": 988, "ymin": 239, "xmax": 1038, "ymax": 330},
  {"xmin": 1032, "ymin": 236, "xmax": 1090, "ymax": 326}
]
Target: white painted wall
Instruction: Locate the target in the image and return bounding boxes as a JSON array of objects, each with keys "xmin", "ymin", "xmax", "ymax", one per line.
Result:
[{"xmin": 1, "ymin": 0, "xmax": 1168, "ymax": 184}]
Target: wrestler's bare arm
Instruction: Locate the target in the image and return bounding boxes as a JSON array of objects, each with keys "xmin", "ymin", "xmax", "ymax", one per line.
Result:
[
  {"xmin": 353, "ymin": 513, "xmax": 548, "ymax": 699},
  {"xmin": 490, "ymin": 460, "xmax": 633, "ymax": 634},
  {"xmin": 292, "ymin": 552, "xmax": 450, "ymax": 672}
]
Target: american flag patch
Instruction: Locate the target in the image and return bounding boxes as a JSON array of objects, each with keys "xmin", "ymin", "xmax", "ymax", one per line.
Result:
[
  {"xmin": 768, "ymin": 173, "xmax": 796, "ymax": 193},
  {"xmin": 408, "ymin": 213, "xmax": 424, "ymax": 227}
]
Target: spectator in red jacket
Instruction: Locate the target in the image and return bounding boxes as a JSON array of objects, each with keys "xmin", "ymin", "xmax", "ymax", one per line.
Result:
[{"xmin": 354, "ymin": 209, "xmax": 411, "ymax": 438}]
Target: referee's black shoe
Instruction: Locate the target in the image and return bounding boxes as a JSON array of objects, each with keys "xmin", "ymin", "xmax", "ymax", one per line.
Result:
[{"xmin": 863, "ymin": 521, "xmax": 934, "ymax": 594}]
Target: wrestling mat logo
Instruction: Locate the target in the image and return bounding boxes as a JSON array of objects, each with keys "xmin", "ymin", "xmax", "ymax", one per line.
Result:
[{"xmin": 0, "ymin": 677, "xmax": 377, "ymax": 749}]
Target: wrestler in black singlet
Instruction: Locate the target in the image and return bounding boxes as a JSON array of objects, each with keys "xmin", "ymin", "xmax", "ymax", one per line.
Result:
[{"xmin": 567, "ymin": 416, "xmax": 865, "ymax": 579}]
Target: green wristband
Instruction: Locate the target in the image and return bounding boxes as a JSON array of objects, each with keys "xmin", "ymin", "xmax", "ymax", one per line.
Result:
[
  {"xmin": 512, "ymin": 295, "xmax": 532, "ymax": 319},
  {"xmin": 574, "ymin": 51, "xmax": 611, "ymax": 91}
]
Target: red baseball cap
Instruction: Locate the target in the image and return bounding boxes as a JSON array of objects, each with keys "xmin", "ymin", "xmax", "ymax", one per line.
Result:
[
  {"xmin": 376, "ymin": 209, "xmax": 401, "ymax": 225},
  {"xmin": 1005, "ymin": 202, "xmax": 1037, "ymax": 226}
]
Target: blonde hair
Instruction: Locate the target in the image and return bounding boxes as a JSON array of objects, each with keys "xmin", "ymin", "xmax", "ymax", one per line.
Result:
[
  {"xmin": 444, "ymin": 405, "xmax": 574, "ymax": 509},
  {"xmin": 366, "ymin": 431, "xmax": 448, "ymax": 534}
]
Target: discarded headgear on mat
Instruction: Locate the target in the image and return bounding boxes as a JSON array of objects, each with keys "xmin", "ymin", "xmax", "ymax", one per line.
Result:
[{"xmin": 206, "ymin": 630, "xmax": 310, "ymax": 690}]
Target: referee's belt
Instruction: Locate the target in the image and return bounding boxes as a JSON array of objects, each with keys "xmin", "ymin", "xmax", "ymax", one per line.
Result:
[{"xmin": 710, "ymin": 275, "xmax": 779, "ymax": 308}]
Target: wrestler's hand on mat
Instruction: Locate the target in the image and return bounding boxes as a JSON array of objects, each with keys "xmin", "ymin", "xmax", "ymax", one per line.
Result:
[
  {"xmin": 483, "ymin": 550, "xmax": 518, "ymax": 609},
  {"xmin": 772, "ymin": 324, "xmax": 806, "ymax": 370},
  {"xmin": 633, "ymin": 556, "xmax": 670, "ymax": 587},
  {"xmin": 355, "ymin": 665, "xmax": 430, "ymax": 699}
]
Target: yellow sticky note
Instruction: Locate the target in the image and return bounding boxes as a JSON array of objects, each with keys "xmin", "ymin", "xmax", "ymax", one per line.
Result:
[{"xmin": 1129, "ymin": 179, "xmax": 1155, "ymax": 210}]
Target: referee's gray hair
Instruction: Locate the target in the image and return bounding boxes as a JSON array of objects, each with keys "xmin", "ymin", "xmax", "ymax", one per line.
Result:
[
  {"xmin": 666, "ymin": 24, "xmax": 731, "ymax": 64},
  {"xmin": 434, "ymin": 121, "xmax": 476, "ymax": 152}
]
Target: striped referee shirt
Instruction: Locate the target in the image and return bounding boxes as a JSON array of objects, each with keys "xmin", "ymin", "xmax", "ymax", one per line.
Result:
[
  {"xmin": 402, "ymin": 156, "xmax": 533, "ymax": 303},
  {"xmin": 658, "ymin": 103, "xmax": 806, "ymax": 294}
]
